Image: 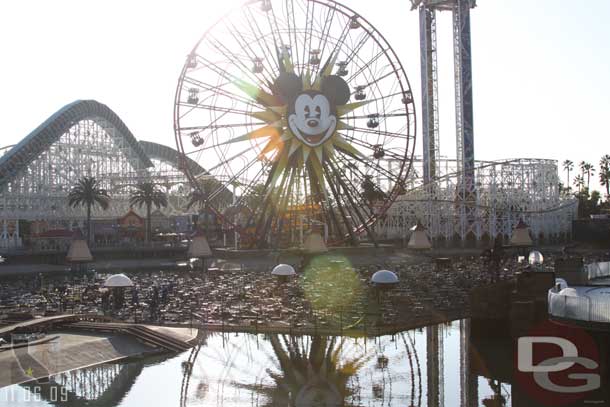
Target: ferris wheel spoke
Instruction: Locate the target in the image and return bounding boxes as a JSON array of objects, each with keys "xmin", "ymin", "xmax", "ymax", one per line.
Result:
[
  {"xmin": 337, "ymin": 133, "xmax": 407, "ymax": 162},
  {"xmin": 207, "ymin": 35, "xmax": 271, "ymax": 92},
  {"xmin": 243, "ymin": 7, "xmax": 282, "ymax": 73},
  {"xmin": 205, "ymin": 146, "xmax": 263, "ymax": 174},
  {"xmin": 177, "ymin": 102, "xmax": 254, "ymax": 117},
  {"xmin": 182, "ymin": 76, "xmax": 255, "ymax": 107},
  {"xmin": 335, "ymin": 146, "xmax": 402, "ymax": 184},
  {"xmin": 275, "ymin": 167, "xmax": 298, "ymax": 237},
  {"xmin": 285, "ymin": 0, "xmax": 300, "ymax": 72},
  {"xmin": 264, "ymin": 5, "xmax": 285, "ymax": 58},
  {"xmin": 345, "ymin": 126, "xmax": 411, "ymax": 142},
  {"xmin": 321, "ymin": 164, "xmax": 358, "ymax": 243},
  {"xmin": 255, "ymin": 167, "xmax": 291, "ymax": 244},
  {"xmin": 329, "ymin": 177, "xmax": 371, "ymax": 226},
  {"xmin": 355, "ymin": 70, "xmax": 397, "ymax": 93},
  {"xmin": 228, "ymin": 21, "xmax": 278, "ymax": 86},
  {"xmin": 179, "ymin": 122, "xmax": 265, "ymax": 133},
  {"xmin": 323, "ymin": 19, "xmax": 352, "ymax": 72},
  {"xmin": 348, "ymin": 111, "xmax": 408, "ymax": 121},
  {"xmin": 328, "ymin": 155, "xmax": 376, "ymax": 216},
  {"xmin": 300, "ymin": 0, "xmax": 314, "ymax": 76},
  {"xmin": 196, "ymin": 55, "xmax": 270, "ymax": 108},
  {"xmin": 312, "ymin": 6, "xmax": 341, "ymax": 79},
  {"xmin": 230, "ymin": 165, "xmax": 270, "ymax": 211},
  {"xmin": 246, "ymin": 159, "xmax": 282, "ymax": 236},
  {"xmin": 225, "ymin": 20, "xmax": 279, "ymax": 87},
  {"xmin": 346, "ymin": 91, "xmax": 406, "ymax": 107},
  {"xmin": 340, "ymin": 31, "xmax": 370, "ymax": 68},
  {"xmin": 208, "ymin": 158, "xmax": 264, "ymax": 202},
  {"xmin": 346, "ymin": 48, "xmax": 387, "ymax": 83}
]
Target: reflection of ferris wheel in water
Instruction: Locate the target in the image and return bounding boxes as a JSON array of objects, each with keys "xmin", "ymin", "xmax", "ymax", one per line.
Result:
[
  {"xmin": 174, "ymin": 0, "xmax": 416, "ymax": 246},
  {"xmin": 179, "ymin": 332, "xmax": 423, "ymax": 407}
]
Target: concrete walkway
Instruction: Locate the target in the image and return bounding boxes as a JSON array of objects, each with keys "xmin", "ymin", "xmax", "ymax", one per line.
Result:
[
  {"xmin": 0, "ymin": 258, "xmax": 182, "ymax": 277},
  {"xmin": 0, "ymin": 331, "xmax": 153, "ymax": 388},
  {"xmin": 0, "ymin": 323, "xmax": 198, "ymax": 389}
]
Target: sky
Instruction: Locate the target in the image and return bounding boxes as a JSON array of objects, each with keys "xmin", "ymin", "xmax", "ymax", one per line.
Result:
[{"xmin": 1, "ymin": 0, "xmax": 609, "ymax": 191}]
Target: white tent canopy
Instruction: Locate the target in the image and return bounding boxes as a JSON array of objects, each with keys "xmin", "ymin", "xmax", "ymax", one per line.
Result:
[
  {"xmin": 104, "ymin": 273, "xmax": 134, "ymax": 288},
  {"xmin": 66, "ymin": 238, "xmax": 93, "ymax": 263},
  {"xmin": 408, "ymin": 222, "xmax": 432, "ymax": 250},
  {"xmin": 188, "ymin": 233, "xmax": 212, "ymax": 258},
  {"xmin": 510, "ymin": 219, "xmax": 533, "ymax": 247}
]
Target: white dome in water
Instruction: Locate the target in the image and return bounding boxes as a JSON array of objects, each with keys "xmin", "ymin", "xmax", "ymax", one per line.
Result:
[
  {"xmin": 104, "ymin": 273, "xmax": 134, "ymax": 288},
  {"xmin": 272, "ymin": 264, "xmax": 296, "ymax": 276},
  {"xmin": 528, "ymin": 250, "xmax": 544, "ymax": 265},
  {"xmin": 371, "ymin": 270, "xmax": 399, "ymax": 285}
]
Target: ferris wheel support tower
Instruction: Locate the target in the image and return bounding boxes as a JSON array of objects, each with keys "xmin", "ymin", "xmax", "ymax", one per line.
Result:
[{"xmin": 412, "ymin": 0, "xmax": 476, "ymax": 200}]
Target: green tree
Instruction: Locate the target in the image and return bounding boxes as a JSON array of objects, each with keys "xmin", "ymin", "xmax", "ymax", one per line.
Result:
[
  {"xmin": 360, "ymin": 175, "xmax": 386, "ymax": 207},
  {"xmin": 582, "ymin": 162, "xmax": 595, "ymax": 192},
  {"xmin": 599, "ymin": 155, "xmax": 610, "ymax": 199},
  {"xmin": 242, "ymin": 183, "xmax": 267, "ymax": 212},
  {"xmin": 578, "ymin": 190, "xmax": 602, "ymax": 218},
  {"xmin": 130, "ymin": 182, "xmax": 168, "ymax": 243},
  {"xmin": 573, "ymin": 174, "xmax": 585, "ymax": 192},
  {"xmin": 68, "ymin": 176, "xmax": 111, "ymax": 244},
  {"xmin": 562, "ymin": 159, "xmax": 573, "ymax": 193},
  {"xmin": 186, "ymin": 178, "xmax": 233, "ymax": 232}
]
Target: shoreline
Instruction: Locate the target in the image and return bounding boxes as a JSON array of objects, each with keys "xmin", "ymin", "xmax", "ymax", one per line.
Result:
[{"xmin": 0, "ymin": 244, "xmax": 586, "ymax": 277}]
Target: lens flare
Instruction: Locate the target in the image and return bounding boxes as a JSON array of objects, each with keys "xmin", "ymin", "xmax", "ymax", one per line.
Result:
[{"xmin": 300, "ymin": 254, "xmax": 365, "ymax": 322}]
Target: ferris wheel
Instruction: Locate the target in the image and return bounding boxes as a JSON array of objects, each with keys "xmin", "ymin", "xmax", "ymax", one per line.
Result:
[{"xmin": 174, "ymin": 0, "xmax": 416, "ymax": 246}]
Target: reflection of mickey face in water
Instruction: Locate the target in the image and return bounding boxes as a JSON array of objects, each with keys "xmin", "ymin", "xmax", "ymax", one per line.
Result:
[
  {"xmin": 289, "ymin": 92, "xmax": 337, "ymax": 147},
  {"xmin": 275, "ymin": 73, "xmax": 351, "ymax": 148}
]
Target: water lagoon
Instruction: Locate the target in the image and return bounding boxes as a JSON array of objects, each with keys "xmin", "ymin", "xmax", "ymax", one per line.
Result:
[{"xmin": 0, "ymin": 320, "xmax": 508, "ymax": 407}]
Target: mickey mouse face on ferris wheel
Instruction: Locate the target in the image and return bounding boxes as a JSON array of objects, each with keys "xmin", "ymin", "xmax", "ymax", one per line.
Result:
[{"xmin": 275, "ymin": 73, "xmax": 351, "ymax": 148}]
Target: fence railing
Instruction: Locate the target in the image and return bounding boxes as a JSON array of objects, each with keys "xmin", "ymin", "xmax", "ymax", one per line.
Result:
[
  {"xmin": 548, "ymin": 286, "xmax": 610, "ymax": 323},
  {"xmin": 585, "ymin": 261, "xmax": 610, "ymax": 280}
]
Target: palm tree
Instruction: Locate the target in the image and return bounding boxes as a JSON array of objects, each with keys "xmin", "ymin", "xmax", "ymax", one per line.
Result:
[
  {"xmin": 68, "ymin": 176, "xmax": 111, "ymax": 244},
  {"xmin": 562, "ymin": 160, "xmax": 573, "ymax": 193},
  {"xmin": 573, "ymin": 174, "xmax": 585, "ymax": 193},
  {"xmin": 361, "ymin": 175, "xmax": 386, "ymax": 207},
  {"xmin": 583, "ymin": 162, "xmax": 595, "ymax": 191},
  {"xmin": 579, "ymin": 160, "xmax": 587, "ymax": 176},
  {"xmin": 186, "ymin": 178, "xmax": 233, "ymax": 232},
  {"xmin": 600, "ymin": 155, "xmax": 610, "ymax": 199},
  {"xmin": 130, "ymin": 182, "xmax": 168, "ymax": 243}
]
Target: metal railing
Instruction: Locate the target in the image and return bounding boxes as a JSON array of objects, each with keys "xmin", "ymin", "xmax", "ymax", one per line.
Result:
[
  {"xmin": 548, "ymin": 286, "xmax": 610, "ymax": 323},
  {"xmin": 586, "ymin": 261, "xmax": 610, "ymax": 280}
]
